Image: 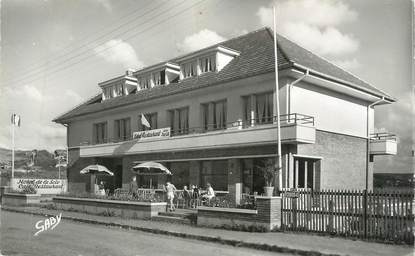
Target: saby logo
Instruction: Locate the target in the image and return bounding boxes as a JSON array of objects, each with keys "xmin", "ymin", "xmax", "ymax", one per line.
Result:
[{"xmin": 34, "ymin": 213, "xmax": 62, "ymax": 236}]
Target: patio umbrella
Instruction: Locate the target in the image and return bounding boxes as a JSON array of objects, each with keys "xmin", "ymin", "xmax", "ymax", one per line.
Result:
[
  {"xmin": 132, "ymin": 161, "xmax": 171, "ymax": 189},
  {"xmin": 80, "ymin": 164, "xmax": 114, "ymax": 194},
  {"xmin": 80, "ymin": 164, "xmax": 114, "ymax": 176},
  {"xmin": 132, "ymin": 161, "xmax": 172, "ymax": 175}
]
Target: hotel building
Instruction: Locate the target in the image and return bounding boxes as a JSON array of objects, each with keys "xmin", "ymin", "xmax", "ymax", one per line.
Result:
[{"xmin": 54, "ymin": 28, "xmax": 397, "ymax": 202}]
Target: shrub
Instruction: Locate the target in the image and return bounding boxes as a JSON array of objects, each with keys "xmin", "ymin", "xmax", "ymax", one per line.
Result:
[
  {"xmin": 41, "ymin": 203, "xmax": 57, "ymax": 210},
  {"xmin": 215, "ymin": 223, "xmax": 267, "ymax": 233}
]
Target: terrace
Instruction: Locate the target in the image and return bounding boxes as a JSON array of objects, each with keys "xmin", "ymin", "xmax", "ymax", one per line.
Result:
[{"xmin": 79, "ymin": 113, "xmax": 316, "ymax": 158}]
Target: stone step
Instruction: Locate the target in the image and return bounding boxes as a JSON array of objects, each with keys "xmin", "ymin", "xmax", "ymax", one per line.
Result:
[
  {"xmin": 152, "ymin": 215, "xmax": 191, "ymax": 225},
  {"xmin": 158, "ymin": 211, "xmax": 194, "ymax": 218}
]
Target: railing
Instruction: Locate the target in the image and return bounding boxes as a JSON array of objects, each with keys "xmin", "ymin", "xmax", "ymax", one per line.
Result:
[
  {"xmin": 81, "ymin": 113, "xmax": 315, "ymax": 146},
  {"xmin": 281, "ymin": 189, "xmax": 414, "ymax": 244},
  {"xmin": 370, "ymin": 132, "xmax": 397, "ymax": 141}
]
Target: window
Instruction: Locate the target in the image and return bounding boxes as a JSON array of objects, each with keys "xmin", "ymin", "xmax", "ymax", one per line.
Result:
[
  {"xmin": 201, "ymin": 160, "xmax": 228, "ymax": 191},
  {"xmin": 181, "ymin": 61, "xmax": 197, "ymax": 78},
  {"xmin": 200, "ymin": 55, "xmax": 216, "ymax": 73},
  {"xmin": 93, "ymin": 122, "xmax": 107, "ymax": 144},
  {"xmin": 115, "ymin": 84, "xmax": 125, "ymax": 97},
  {"xmin": 202, "ymin": 100, "xmax": 227, "ymax": 131},
  {"xmin": 139, "ymin": 76, "xmax": 152, "ymax": 89},
  {"xmin": 138, "ymin": 113, "xmax": 157, "ymax": 131},
  {"xmin": 243, "ymin": 92, "xmax": 273, "ymax": 125},
  {"xmin": 293, "ymin": 158, "xmax": 321, "ymax": 190},
  {"xmin": 114, "ymin": 118, "xmax": 131, "ymax": 141},
  {"xmin": 168, "ymin": 162, "xmax": 189, "ymax": 189},
  {"xmin": 103, "ymin": 87, "xmax": 111, "ymax": 100},
  {"xmin": 152, "ymin": 71, "xmax": 165, "ymax": 86},
  {"xmin": 168, "ymin": 107, "xmax": 189, "ymax": 135}
]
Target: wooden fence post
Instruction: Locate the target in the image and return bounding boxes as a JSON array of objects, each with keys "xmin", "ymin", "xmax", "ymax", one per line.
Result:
[{"xmin": 363, "ymin": 189, "xmax": 368, "ymax": 239}]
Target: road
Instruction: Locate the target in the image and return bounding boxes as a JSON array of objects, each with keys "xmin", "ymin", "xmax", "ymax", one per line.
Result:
[{"xmin": 0, "ymin": 210, "xmax": 291, "ymax": 256}]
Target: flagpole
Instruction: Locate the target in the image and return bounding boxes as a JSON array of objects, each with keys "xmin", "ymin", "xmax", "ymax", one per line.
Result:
[
  {"xmin": 11, "ymin": 122, "xmax": 15, "ymax": 179},
  {"xmin": 273, "ymin": 6, "xmax": 283, "ymax": 194}
]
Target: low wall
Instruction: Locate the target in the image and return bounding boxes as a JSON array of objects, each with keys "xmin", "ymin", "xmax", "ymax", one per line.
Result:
[
  {"xmin": 197, "ymin": 196, "xmax": 282, "ymax": 231},
  {"xmin": 0, "ymin": 186, "xmax": 11, "ymax": 198},
  {"xmin": 53, "ymin": 196, "xmax": 167, "ymax": 219},
  {"xmin": 198, "ymin": 207, "xmax": 261, "ymax": 227},
  {"xmin": 2, "ymin": 193, "xmax": 41, "ymax": 206}
]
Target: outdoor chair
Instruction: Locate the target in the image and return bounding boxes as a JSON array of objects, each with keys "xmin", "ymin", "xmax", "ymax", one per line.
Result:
[
  {"xmin": 190, "ymin": 196, "xmax": 202, "ymax": 208},
  {"xmin": 175, "ymin": 192, "xmax": 186, "ymax": 209},
  {"xmin": 114, "ymin": 188, "xmax": 129, "ymax": 197},
  {"xmin": 201, "ymin": 195, "xmax": 215, "ymax": 206}
]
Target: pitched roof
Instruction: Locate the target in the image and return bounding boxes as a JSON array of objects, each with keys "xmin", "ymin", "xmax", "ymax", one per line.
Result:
[{"xmin": 54, "ymin": 27, "xmax": 394, "ymax": 123}]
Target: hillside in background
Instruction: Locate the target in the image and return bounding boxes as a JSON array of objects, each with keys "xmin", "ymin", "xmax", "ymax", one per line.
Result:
[{"xmin": 0, "ymin": 147, "xmax": 66, "ymax": 181}]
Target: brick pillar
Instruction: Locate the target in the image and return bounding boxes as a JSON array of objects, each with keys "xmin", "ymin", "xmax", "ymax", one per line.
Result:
[
  {"xmin": 189, "ymin": 160, "xmax": 201, "ymax": 187},
  {"xmin": 122, "ymin": 156, "xmax": 134, "ymax": 189},
  {"xmin": 227, "ymin": 159, "xmax": 242, "ymax": 205},
  {"xmin": 256, "ymin": 196, "xmax": 282, "ymax": 231}
]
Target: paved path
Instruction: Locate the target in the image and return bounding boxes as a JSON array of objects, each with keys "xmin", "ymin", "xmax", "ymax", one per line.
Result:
[
  {"xmin": 2, "ymin": 206, "xmax": 414, "ymax": 256},
  {"xmin": 0, "ymin": 211, "xmax": 290, "ymax": 256}
]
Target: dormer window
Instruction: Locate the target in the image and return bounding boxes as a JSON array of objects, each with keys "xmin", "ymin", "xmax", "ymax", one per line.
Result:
[
  {"xmin": 177, "ymin": 45, "xmax": 239, "ymax": 80},
  {"xmin": 181, "ymin": 61, "xmax": 197, "ymax": 78},
  {"xmin": 200, "ymin": 55, "xmax": 216, "ymax": 73},
  {"xmin": 99, "ymin": 70, "xmax": 138, "ymax": 101},
  {"xmin": 134, "ymin": 62, "xmax": 180, "ymax": 91}
]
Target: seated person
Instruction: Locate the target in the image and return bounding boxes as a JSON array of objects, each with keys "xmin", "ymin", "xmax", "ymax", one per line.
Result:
[
  {"xmin": 98, "ymin": 181, "xmax": 106, "ymax": 196},
  {"xmin": 201, "ymin": 183, "xmax": 215, "ymax": 204}
]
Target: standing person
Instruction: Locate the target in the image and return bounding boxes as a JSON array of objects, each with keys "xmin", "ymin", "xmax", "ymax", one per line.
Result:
[
  {"xmin": 165, "ymin": 181, "xmax": 177, "ymax": 211},
  {"xmin": 183, "ymin": 185, "xmax": 191, "ymax": 208},
  {"xmin": 129, "ymin": 176, "xmax": 138, "ymax": 198},
  {"xmin": 191, "ymin": 185, "xmax": 200, "ymax": 208}
]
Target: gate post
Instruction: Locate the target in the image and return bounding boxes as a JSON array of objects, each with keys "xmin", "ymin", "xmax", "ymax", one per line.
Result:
[
  {"xmin": 292, "ymin": 197, "xmax": 297, "ymax": 229},
  {"xmin": 363, "ymin": 189, "xmax": 368, "ymax": 239},
  {"xmin": 256, "ymin": 196, "xmax": 282, "ymax": 231}
]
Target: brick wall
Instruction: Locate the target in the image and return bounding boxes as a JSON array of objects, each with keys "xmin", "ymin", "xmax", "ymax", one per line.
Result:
[
  {"xmin": 297, "ymin": 130, "xmax": 370, "ymax": 190},
  {"xmin": 197, "ymin": 196, "xmax": 282, "ymax": 231}
]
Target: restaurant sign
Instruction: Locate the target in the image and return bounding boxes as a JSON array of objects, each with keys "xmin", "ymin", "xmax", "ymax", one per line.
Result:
[
  {"xmin": 133, "ymin": 127, "xmax": 171, "ymax": 140},
  {"xmin": 11, "ymin": 178, "xmax": 67, "ymax": 195},
  {"xmin": 284, "ymin": 189, "xmax": 299, "ymax": 198}
]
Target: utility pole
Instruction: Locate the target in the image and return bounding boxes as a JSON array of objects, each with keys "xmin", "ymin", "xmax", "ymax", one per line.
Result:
[{"xmin": 273, "ymin": 6, "xmax": 283, "ymax": 194}]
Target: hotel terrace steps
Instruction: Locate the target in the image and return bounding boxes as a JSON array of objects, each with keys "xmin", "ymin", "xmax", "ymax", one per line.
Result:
[{"xmin": 152, "ymin": 208, "xmax": 196, "ymax": 225}]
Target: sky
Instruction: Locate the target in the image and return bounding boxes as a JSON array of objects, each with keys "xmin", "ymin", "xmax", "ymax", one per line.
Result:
[{"xmin": 0, "ymin": 0, "xmax": 413, "ymax": 174}]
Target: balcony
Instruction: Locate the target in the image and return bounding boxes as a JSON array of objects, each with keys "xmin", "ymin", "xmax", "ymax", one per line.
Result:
[
  {"xmin": 370, "ymin": 133, "xmax": 397, "ymax": 155},
  {"xmin": 79, "ymin": 113, "xmax": 316, "ymax": 157}
]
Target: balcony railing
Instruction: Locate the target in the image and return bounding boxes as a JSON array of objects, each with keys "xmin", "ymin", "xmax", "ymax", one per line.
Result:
[
  {"xmin": 370, "ymin": 132, "xmax": 397, "ymax": 141},
  {"xmin": 81, "ymin": 113, "xmax": 315, "ymax": 146},
  {"xmin": 370, "ymin": 132, "xmax": 398, "ymax": 155}
]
